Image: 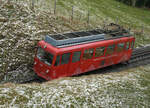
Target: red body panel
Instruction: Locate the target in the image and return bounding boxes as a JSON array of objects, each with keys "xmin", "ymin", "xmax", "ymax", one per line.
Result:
[{"xmin": 34, "ymin": 36, "xmax": 135, "ymax": 80}]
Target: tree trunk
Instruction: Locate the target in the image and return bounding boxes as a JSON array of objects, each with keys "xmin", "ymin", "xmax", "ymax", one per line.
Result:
[{"xmin": 131, "ymin": 0, "xmax": 136, "ymax": 7}]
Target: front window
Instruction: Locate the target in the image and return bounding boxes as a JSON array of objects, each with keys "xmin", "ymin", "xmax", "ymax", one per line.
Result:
[{"xmin": 37, "ymin": 47, "xmax": 54, "ymax": 66}]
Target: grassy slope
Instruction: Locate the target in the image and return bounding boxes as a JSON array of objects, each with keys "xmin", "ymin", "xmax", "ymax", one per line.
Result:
[
  {"xmin": 34, "ymin": 0, "xmax": 150, "ymax": 46},
  {"xmin": 58, "ymin": 0, "xmax": 150, "ymax": 46},
  {"xmin": 57, "ymin": 0, "xmax": 150, "ymax": 27},
  {"xmin": 0, "ymin": 0, "xmax": 150, "ymax": 73},
  {"xmin": 0, "ymin": 65, "xmax": 150, "ymax": 107}
]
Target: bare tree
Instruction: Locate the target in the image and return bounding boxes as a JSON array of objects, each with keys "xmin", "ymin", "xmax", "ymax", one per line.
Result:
[{"xmin": 131, "ymin": 0, "xmax": 137, "ymax": 7}]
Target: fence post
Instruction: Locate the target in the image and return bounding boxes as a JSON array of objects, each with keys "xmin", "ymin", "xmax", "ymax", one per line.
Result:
[
  {"xmin": 87, "ymin": 11, "xmax": 90, "ymax": 24},
  {"xmin": 116, "ymin": 16, "xmax": 118, "ymax": 24},
  {"xmin": 103, "ymin": 18, "xmax": 107, "ymax": 29},
  {"xmin": 141, "ymin": 24, "xmax": 144, "ymax": 34},
  {"xmin": 71, "ymin": 6, "xmax": 74, "ymax": 21},
  {"xmin": 49, "ymin": 0, "xmax": 51, "ymax": 13},
  {"xmin": 32, "ymin": 0, "xmax": 34, "ymax": 10},
  {"xmin": 54, "ymin": 0, "xmax": 57, "ymax": 14},
  {"xmin": 128, "ymin": 24, "xmax": 131, "ymax": 32},
  {"xmin": 79, "ymin": 14, "xmax": 81, "ymax": 21}
]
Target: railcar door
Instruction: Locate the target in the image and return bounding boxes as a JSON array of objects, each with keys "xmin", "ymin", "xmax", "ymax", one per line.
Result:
[
  {"xmin": 69, "ymin": 51, "xmax": 82, "ymax": 76},
  {"xmin": 93, "ymin": 46, "xmax": 106, "ymax": 68},
  {"xmin": 116, "ymin": 42, "xmax": 126, "ymax": 63},
  {"xmin": 124, "ymin": 40, "xmax": 135, "ymax": 61},
  {"xmin": 81, "ymin": 48, "xmax": 95, "ymax": 73},
  {"xmin": 105, "ymin": 44, "xmax": 116, "ymax": 66},
  {"xmin": 53, "ymin": 53, "xmax": 71, "ymax": 78}
]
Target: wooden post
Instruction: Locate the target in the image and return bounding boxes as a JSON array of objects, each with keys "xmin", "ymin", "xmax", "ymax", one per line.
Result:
[
  {"xmin": 87, "ymin": 11, "xmax": 90, "ymax": 24},
  {"xmin": 71, "ymin": 6, "xmax": 74, "ymax": 21},
  {"xmin": 36, "ymin": 0, "xmax": 38, "ymax": 6},
  {"xmin": 116, "ymin": 16, "xmax": 118, "ymax": 24},
  {"xmin": 141, "ymin": 25, "xmax": 144, "ymax": 34},
  {"xmin": 49, "ymin": 0, "xmax": 51, "ymax": 13},
  {"xmin": 54, "ymin": 0, "xmax": 57, "ymax": 15},
  {"xmin": 79, "ymin": 14, "xmax": 81, "ymax": 21},
  {"xmin": 128, "ymin": 24, "xmax": 131, "ymax": 32},
  {"xmin": 32, "ymin": 0, "xmax": 34, "ymax": 10},
  {"xmin": 103, "ymin": 18, "xmax": 107, "ymax": 29}
]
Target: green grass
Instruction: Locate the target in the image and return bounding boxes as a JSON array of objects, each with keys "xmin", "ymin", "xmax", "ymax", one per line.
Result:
[
  {"xmin": 23, "ymin": 0, "xmax": 150, "ymax": 27},
  {"xmin": 25, "ymin": 0, "xmax": 150, "ymax": 46},
  {"xmin": 46, "ymin": 0, "xmax": 150, "ymax": 26}
]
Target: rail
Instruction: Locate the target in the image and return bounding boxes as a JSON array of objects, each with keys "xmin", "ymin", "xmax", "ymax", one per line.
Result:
[{"xmin": 1, "ymin": 44, "xmax": 150, "ymax": 84}]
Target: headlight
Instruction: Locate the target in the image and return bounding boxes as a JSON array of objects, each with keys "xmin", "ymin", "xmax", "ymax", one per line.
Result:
[
  {"xmin": 46, "ymin": 70, "xmax": 49, "ymax": 73},
  {"xmin": 34, "ymin": 62, "xmax": 37, "ymax": 65}
]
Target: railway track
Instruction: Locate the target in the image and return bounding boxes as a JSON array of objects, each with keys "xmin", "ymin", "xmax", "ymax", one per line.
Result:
[
  {"xmin": 75, "ymin": 44, "xmax": 150, "ymax": 77},
  {"xmin": 2, "ymin": 45, "xmax": 150, "ymax": 84},
  {"xmin": 129, "ymin": 44, "xmax": 150, "ymax": 63},
  {"xmin": 22, "ymin": 44, "xmax": 150, "ymax": 83}
]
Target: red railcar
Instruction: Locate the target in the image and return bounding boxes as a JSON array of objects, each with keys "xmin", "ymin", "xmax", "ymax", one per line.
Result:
[{"xmin": 33, "ymin": 24, "xmax": 135, "ymax": 80}]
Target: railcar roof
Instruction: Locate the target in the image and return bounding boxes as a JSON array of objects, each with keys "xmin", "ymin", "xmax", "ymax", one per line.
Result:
[
  {"xmin": 44, "ymin": 23, "xmax": 132, "ymax": 48},
  {"xmin": 40, "ymin": 36, "xmax": 134, "ymax": 55}
]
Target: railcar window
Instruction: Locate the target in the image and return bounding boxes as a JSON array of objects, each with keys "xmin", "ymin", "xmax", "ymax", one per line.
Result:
[
  {"xmin": 116, "ymin": 43, "xmax": 125, "ymax": 52},
  {"xmin": 126, "ymin": 42, "xmax": 130, "ymax": 50},
  {"xmin": 83, "ymin": 48, "xmax": 94, "ymax": 60},
  {"xmin": 105, "ymin": 45, "xmax": 115, "ymax": 55},
  {"xmin": 54, "ymin": 55, "xmax": 60, "ymax": 66},
  {"xmin": 72, "ymin": 51, "xmax": 81, "ymax": 63},
  {"xmin": 95, "ymin": 47, "xmax": 105, "ymax": 57},
  {"xmin": 61, "ymin": 53, "xmax": 71, "ymax": 65}
]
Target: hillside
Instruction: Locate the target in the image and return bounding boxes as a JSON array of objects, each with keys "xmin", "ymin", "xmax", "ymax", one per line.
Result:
[
  {"xmin": 0, "ymin": 65, "xmax": 150, "ymax": 107},
  {"xmin": 1, "ymin": 0, "xmax": 150, "ymax": 77},
  {"xmin": 0, "ymin": 0, "xmax": 150, "ymax": 107}
]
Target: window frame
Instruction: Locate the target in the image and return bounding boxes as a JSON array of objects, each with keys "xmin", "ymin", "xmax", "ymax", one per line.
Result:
[
  {"xmin": 94, "ymin": 46, "xmax": 105, "ymax": 58},
  {"xmin": 54, "ymin": 55, "xmax": 60, "ymax": 66},
  {"xmin": 105, "ymin": 44, "xmax": 116, "ymax": 56},
  {"xmin": 116, "ymin": 42, "xmax": 125, "ymax": 52},
  {"xmin": 54, "ymin": 52, "xmax": 71, "ymax": 66},
  {"xmin": 72, "ymin": 51, "xmax": 81, "ymax": 63},
  {"xmin": 83, "ymin": 48, "xmax": 94, "ymax": 60},
  {"xmin": 130, "ymin": 40, "xmax": 134, "ymax": 49},
  {"xmin": 125, "ymin": 41, "xmax": 130, "ymax": 50},
  {"xmin": 60, "ymin": 53, "xmax": 71, "ymax": 65}
]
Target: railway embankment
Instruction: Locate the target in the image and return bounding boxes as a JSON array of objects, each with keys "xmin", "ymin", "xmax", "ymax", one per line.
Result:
[{"xmin": 0, "ymin": 0, "xmax": 150, "ymax": 107}]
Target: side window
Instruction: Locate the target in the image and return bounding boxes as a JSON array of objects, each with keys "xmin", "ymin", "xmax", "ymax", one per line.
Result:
[
  {"xmin": 61, "ymin": 53, "xmax": 70, "ymax": 65},
  {"xmin": 72, "ymin": 51, "xmax": 81, "ymax": 63},
  {"xmin": 54, "ymin": 55, "xmax": 60, "ymax": 66},
  {"xmin": 105, "ymin": 44, "xmax": 115, "ymax": 55},
  {"xmin": 131, "ymin": 41, "xmax": 134, "ymax": 49},
  {"xmin": 95, "ymin": 47, "xmax": 105, "ymax": 57},
  {"xmin": 126, "ymin": 42, "xmax": 130, "ymax": 50},
  {"xmin": 83, "ymin": 48, "xmax": 94, "ymax": 60},
  {"xmin": 116, "ymin": 43, "xmax": 125, "ymax": 52}
]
